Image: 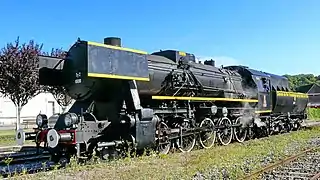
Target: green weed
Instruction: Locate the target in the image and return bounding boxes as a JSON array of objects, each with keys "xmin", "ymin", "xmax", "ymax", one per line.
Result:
[{"xmin": 307, "ymin": 107, "xmax": 320, "ymax": 120}]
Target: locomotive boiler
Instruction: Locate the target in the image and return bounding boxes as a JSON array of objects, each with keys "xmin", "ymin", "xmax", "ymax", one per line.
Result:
[{"xmin": 15, "ymin": 37, "xmax": 308, "ymax": 162}]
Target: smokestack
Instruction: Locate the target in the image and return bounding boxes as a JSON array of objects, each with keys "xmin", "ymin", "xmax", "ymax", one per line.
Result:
[
  {"xmin": 204, "ymin": 59, "xmax": 215, "ymax": 67},
  {"xmin": 104, "ymin": 37, "xmax": 121, "ymax": 47}
]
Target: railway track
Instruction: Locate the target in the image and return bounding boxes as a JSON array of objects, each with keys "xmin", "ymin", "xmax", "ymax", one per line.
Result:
[
  {"xmin": 244, "ymin": 147, "xmax": 320, "ymax": 180},
  {"xmin": 0, "ymin": 146, "xmax": 54, "ymax": 177}
]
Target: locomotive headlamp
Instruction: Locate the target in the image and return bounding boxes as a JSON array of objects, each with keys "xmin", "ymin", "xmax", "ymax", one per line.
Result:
[
  {"xmin": 63, "ymin": 113, "xmax": 79, "ymax": 127},
  {"xmin": 210, "ymin": 105, "xmax": 218, "ymax": 115},
  {"xmin": 36, "ymin": 114, "xmax": 48, "ymax": 127},
  {"xmin": 222, "ymin": 107, "xmax": 228, "ymax": 117}
]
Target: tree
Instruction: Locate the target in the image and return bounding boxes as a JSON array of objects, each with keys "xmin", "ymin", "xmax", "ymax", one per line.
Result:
[
  {"xmin": 42, "ymin": 48, "xmax": 72, "ymax": 112},
  {"xmin": 47, "ymin": 85, "xmax": 73, "ymax": 112},
  {"xmin": 284, "ymin": 74, "xmax": 320, "ymax": 90},
  {"xmin": 0, "ymin": 37, "xmax": 43, "ymax": 130}
]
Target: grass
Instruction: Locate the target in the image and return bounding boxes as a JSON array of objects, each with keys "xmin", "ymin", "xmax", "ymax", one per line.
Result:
[
  {"xmin": 0, "ymin": 130, "xmax": 16, "ymax": 136},
  {"xmin": 9, "ymin": 126, "xmax": 320, "ymax": 180},
  {"xmin": 307, "ymin": 107, "xmax": 320, "ymax": 121},
  {"xmin": 0, "ymin": 130, "xmax": 17, "ymax": 146},
  {"xmin": 0, "ymin": 129, "xmax": 34, "ymax": 146}
]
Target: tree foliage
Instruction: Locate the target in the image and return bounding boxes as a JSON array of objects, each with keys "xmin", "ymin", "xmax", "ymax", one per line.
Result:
[
  {"xmin": 284, "ymin": 74, "xmax": 320, "ymax": 91},
  {"xmin": 0, "ymin": 37, "xmax": 43, "ymax": 107},
  {"xmin": 0, "ymin": 37, "xmax": 44, "ymax": 130}
]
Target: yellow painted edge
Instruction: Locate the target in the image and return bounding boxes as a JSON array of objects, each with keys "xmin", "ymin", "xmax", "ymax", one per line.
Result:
[
  {"xmin": 277, "ymin": 91, "xmax": 308, "ymax": 98},
  {"xmin": 88, "ymin": 73, "xmax": 150, "ymax": 81},
  {"xmin": 87, "ymin": 41, "xmax": 148, "ymax": 55},
  {"xmin": 255, "ymin": 110, "xmax": 272, "ymax": 114},
  {"xmin": 152, "ymin": 96, "xmax": 258, "ymax": 102},
  {"xmin": 179, "ymin": 51, "xmax": 186, "ymax": 56}
]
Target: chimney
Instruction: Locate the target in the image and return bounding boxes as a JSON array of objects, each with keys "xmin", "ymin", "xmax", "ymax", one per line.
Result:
[
  {"xmin": 104, "ymin": 37, "xmax": 121, "ymax": 47},
  {"xmin": 204, "ymin": 59, "xmax": 215, "ymax": 67}
]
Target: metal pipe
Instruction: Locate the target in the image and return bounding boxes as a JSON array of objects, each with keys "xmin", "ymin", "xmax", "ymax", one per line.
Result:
[
  {"xmin": 97, "ymin": 141, "xmax": 124, "ymax": 148},
  {"xmin": 25, "ymin": 132, "xmax": 37, "ymax": 140},
  {"xmin": 76, "ymin": 143, "xmax": 80, "ymax": 158}
]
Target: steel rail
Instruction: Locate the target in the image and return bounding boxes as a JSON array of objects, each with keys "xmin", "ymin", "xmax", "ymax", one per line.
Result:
[
  {"xmin": 242, "ymin": 147, "xmax": 319, "ymax": 180},
  {"xmin": 311, "ymin": 172, "xmax": 320, "ymax": 180}
]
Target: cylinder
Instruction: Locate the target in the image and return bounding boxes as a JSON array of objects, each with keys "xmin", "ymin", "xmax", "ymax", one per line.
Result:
[
  {"xmin": 60, "ymin": 133, "xmax": 72, "ymax": 141},
  {"xmin": 104, "ymin": 37, "xmax": 121, "ymax": 47}
]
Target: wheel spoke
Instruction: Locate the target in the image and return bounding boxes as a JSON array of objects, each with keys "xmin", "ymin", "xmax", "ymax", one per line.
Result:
[
  {"xmin": 233, "ymin": 117, "xmax": 248, "ymax": 143},
  {"xmin": 156, "ymin": 121, "xmax": 171, "ymax": 155},
  {"xmin": 176, "ymin": 120, "xmax": 196, "ymax": 153},
  {"xmin": 217, "ymin": 117, "xmax": 233, "ymax": 145},
  {"xmin": 199, "ymin": 118, "xmax": 216, "ymax": 149}
]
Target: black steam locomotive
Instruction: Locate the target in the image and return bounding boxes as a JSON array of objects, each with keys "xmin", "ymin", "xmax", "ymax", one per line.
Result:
[{"xmin": 16, "ymin": 37, "xmax": 308, "ymax": 162}]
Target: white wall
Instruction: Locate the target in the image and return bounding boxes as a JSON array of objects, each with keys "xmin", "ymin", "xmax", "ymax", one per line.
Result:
[{"xmin": 0, "ymin": 92, "xmax": 64, "ymax": 125}]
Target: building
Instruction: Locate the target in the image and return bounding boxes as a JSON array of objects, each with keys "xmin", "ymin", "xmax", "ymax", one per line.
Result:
[
  {"xmin": 0, "ymin": 92, "xmax": 71, "ymax": 127},
  {"xmin": 296, "ymin": 83, "xmax": 320, "ymax": 108}
]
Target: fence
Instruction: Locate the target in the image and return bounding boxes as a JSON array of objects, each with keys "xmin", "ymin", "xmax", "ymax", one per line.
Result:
[{"xmin": 0, "ymin": 116, "xmax": 37, "ymax": 130}]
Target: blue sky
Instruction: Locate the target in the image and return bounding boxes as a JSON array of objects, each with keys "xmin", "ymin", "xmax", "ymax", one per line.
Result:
[{"xmin": 0, "ymin": 0, "xmax": 319, "ymax": 75}]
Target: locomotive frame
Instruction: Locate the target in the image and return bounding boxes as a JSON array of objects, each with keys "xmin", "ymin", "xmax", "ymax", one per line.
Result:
[{"xmin": 16, "ymin": 37, "xmax": 308, "ymax": 163}]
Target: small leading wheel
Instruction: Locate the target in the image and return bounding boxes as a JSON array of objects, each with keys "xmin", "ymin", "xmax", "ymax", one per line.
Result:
[
  {"xmin": 156, "ymin": 121, "xmax": 171, "ymax": 155},
  {"xmin": 199, "ymin": 118, "xmax": 216, "ymax": 149},
  {"xmin": 176, "ymin": 120, "xmax": 196, "ymax": 153},
  {"xmin": 217, "ymin": 117, "xmax": 233, "ymax": 145},
  {"xmin": 233, "ymin": 116, "xmax": 248, "ymax": 143}
]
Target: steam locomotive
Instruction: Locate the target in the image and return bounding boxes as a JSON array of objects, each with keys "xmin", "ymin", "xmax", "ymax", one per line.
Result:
[{"xmin": 16, "ymin": 37, "xmax": 308, "ymax": 162}]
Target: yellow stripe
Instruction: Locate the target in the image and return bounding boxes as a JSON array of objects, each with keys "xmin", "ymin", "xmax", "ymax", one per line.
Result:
[
  {"xmin": 277, "ymin": 91, "xmax": 308, "ymax": 98},
  {"xmin": 179, "ymin": 51, "xmax": 186, "ymax": 56},
  {"xmin": 87, "ymin": 41, "xmax": 148, "ymax": 55},
  {"xmin": 88, "ymin": 73, "xmax": 150, "ymax": 81},
  {"xmin": 152, "ymin": 96, "xmax": 258, "ymax": 102},
  {"xmin": 255, "ymin": 110, "xmax": 272, "ymax": 114}
]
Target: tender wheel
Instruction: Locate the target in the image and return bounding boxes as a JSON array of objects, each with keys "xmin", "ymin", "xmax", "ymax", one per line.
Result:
[
  {"xmin": 217, "ymin": 117, "xmax": 233, "ymax": 145},
  {"xmin": 233, "ymin": 117, "xmax": 248, "ymax": 143},
  {"xmin": 246, "ymin": 128, "xmax": 255, "ymax": 140},
  {"xmin": 269, "ymin": 123, "xmax": 278, "ymax": 135},
  {"xmin": 199, "ymin": 118, "xmax": 216, "ymax": 149},
  {"xmin": 156, "ymin": 121, "xmax": 171, "ymax": 154},
  {"xmin": 284, "ymin": 121, "xmax": 292, "ymax": 133},
  {"xmin": 296, "ymin": 122, "xmax": 302, "ymax": 130},
  {"xmin": 292, "ymin": 119, "xmax": 302, "ymax": 131},
  {"xmin": 176, "ymin": 120, "xmax": 196, "ymax": 153}
]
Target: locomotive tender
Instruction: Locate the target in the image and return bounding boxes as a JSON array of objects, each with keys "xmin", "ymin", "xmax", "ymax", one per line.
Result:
[{"xmin": 16, "ymin": 37, "xmax": 308, "ymax": 161}]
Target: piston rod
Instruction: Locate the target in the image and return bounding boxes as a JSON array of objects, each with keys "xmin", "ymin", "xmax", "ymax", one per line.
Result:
[{"xmin": 97, "ymin": 141, "xmax": 124, "ymax": 148}]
